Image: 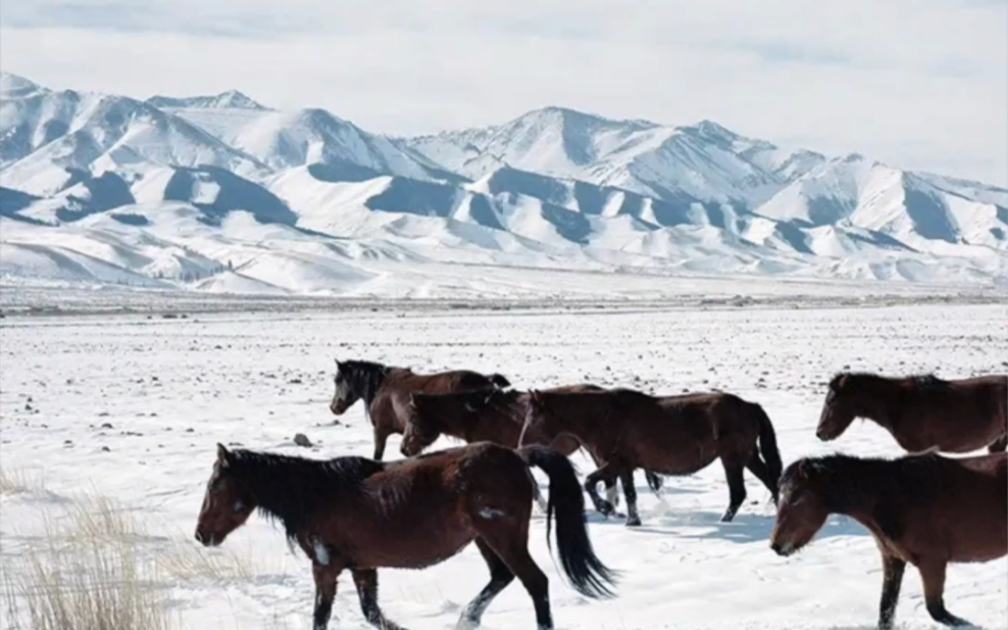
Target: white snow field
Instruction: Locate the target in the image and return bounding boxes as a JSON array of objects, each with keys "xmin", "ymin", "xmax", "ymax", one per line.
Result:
[{"xmin": 1, "ymin": 302, "xmax": 1006, "ymax": 630}]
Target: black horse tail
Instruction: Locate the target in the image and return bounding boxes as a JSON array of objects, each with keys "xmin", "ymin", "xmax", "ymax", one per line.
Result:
[
  {"xmin": 489, "ymin": 373, "xmax": 511, "ymax": 389},
  {"xmin": 517, "ymin": 445, "xmax": 617, "ymax": 599},
  {"xmin": 751, "ymin": 403, "xmax": 783, "ymax": 498}
]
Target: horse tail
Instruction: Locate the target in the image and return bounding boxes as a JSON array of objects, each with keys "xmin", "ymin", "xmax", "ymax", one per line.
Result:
[
  {"xmin": 517, "ymin": 445, "xmax": 617, "ymax": 599},
  {"xmin": 751, "ymin": 403, "xmax": 783, "ymax": 488},
  {"xmin": 489, "ymin": 373, "xmax": 511, "ymax": 389}
]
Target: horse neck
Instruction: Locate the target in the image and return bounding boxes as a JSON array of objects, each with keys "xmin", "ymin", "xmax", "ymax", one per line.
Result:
[
  {"xmin": 430, "ymin": 404, "xmax": 469, "ymax": 438},
  {"xmin": 352, "ymin": 363, "xmax": 392, "ymax": 406},
  {"xmin": 851, "ymin": 376, "xmax": 902, "ymax": 429},
  {"xmin": 814, "ymin": 458, "xmax": 891, "ymax": 524},
  {"xmin": 537, "ymin": 393, "xmax": 604, "ymax": 434},
  {"xmin": 234, "ymin": 454, "xmax": 372, "ymax": 540}
]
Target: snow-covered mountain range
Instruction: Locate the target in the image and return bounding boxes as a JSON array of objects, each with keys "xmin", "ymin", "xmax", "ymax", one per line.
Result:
[{"xmin": 2, "ymin": 72, "xmax": 1005, "ymax": 297}]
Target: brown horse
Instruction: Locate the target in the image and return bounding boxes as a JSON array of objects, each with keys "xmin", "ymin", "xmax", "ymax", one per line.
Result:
[
  {"xmin": 399, "ymin": 385, "xmax": 664, "ymax": 513},
  {"xmin": 195, "ymin": 442, "xmax": 616, "ymax": 630},
  {"xmin": 329, "ymin": 358, "xmax": 511, "ymax": 460},
  {"xmin": 816, "ymin": 372, "xmax": 1008, "ymax": 454},
  {"xmin": 769, "ymin": 452, "xmax": 1007, "ymax": 629},
  {"xmin": 524, "ymin": 388, "xmax": 782, "ymax": 526}
]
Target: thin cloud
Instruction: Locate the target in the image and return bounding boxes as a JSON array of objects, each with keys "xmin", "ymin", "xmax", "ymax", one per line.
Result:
[{"xmin": 1, "ymin": 0, "xmax": 1005, "ymax": 185}]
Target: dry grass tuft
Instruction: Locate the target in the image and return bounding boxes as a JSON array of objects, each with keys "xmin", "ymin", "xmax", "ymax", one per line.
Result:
[
  {"xmin": 1, "ymin": 487, "xmax": 174, "ymax": 630},
  {"xmin": 157, "ymin": 541, "xmax": 256, "ymax": 582},
  {"xmin": 0, "ymin": 467, "xmax": 45, "ymax": 496}
]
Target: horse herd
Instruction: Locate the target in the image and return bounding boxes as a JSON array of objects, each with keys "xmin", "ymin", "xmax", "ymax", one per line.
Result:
[{"xmin": 194, "ymin": 359, "xmax": 1008, "ymax": 630}]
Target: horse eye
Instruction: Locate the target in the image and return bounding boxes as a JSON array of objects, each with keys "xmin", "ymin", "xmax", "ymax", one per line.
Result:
[{"xmin": 233, "ymin": 500, "xmax": 244, "ymax": 513}]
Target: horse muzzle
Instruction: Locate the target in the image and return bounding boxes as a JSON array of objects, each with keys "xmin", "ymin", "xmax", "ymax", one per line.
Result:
[
  {"xmin": 770, "ymin": 541, "xmax": 791, "ymax": 557},
  {"xmin": 194, "ymin": 529, "xmax": 217, "ymax": 547}
]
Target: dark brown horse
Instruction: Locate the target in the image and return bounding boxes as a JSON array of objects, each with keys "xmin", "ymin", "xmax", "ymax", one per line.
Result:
[
  {"xmin": 524, "ymin": 388, "xmax": 782, "ymax": 526},
  {"xmin": 769, "ymin": 452, "xmax": 1007, "ymax": 629},
  {"xmin": 399, "ymin": 385, "xmax": 664, "ymax": 513},
  {"xmin": 816, "ymin": 372, "xmax": 1008, "ymax": 454},
  {"xmin": 329, "ymin": 358, "xmax": 511, "ymax": 460},
  {"xmin": 195, "ymin": 442, "xmax": 616, "ymax": 630}
]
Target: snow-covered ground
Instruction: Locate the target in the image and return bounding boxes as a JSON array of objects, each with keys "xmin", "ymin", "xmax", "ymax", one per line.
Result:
[{"xmin": 1, "ymin": 302, "xmax": 1006, "ymax": 630}]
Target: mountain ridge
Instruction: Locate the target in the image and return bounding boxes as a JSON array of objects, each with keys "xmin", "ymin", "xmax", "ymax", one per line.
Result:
[{"xmin": 1, "ymin": 72, "xmax": 1005, "ymax": 297}]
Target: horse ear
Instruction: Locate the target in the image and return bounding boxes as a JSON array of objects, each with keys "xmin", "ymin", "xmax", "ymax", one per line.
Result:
[{"xmin": 216, "ymin": 443, "xmax": 231, "ymax": 467}]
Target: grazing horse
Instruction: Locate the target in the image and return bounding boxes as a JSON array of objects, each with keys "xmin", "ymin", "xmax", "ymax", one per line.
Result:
[
  {"xmin": 524, "ymin": 388, "xmax": 782, "ymax": 526},
  {"xmin": 195, "ymin": 442, "xmax": 616, "ymax": 630},
  {"xmin": 769, "ymin": 452, "xmax": 1007, "ymax": 630},
  {"xmin": 399, "ymin": 386, "xmax": 664, "ymax": 513},
  {"xmin": 329, "ymin": 358, "xmax": 511, "ymax": 460},
  {"xmin": 816, "ymin": 372, "xmax": 1008, "ymax": 454}
]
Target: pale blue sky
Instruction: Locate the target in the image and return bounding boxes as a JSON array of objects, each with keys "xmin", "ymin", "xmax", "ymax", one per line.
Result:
[{"xmin": 2, "ymin": 0, "xmax": 1005, "ymax": 185}]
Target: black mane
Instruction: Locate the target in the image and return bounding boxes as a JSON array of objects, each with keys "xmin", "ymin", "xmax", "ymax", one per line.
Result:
[
  {"xmin": 831, "ymin": 371, "xmax": 947, "ymax": 390},
  {"xmin": 338, "ymin": 359, "xmax": 394, "ymax": 406},
  {"xmin": 225, "ymin": 449, "xmax": 384, "ymax": 544}
]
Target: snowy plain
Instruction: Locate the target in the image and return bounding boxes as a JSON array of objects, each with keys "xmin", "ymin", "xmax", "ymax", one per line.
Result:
[{"xmin": 1, "ymin": 300, "xmax": 1007, "ymax": 630}]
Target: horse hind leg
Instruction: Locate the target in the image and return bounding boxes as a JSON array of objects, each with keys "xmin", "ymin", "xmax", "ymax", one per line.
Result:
[
  {"xmin": 744, "ymin": 450, "xmax": 778, "ymax": 505},
  {"xmin": 351, "ymin": 569, "xmax": 406, "ymax": 630},
  {"xmin": 619, "ymin": 468, "xmax": 641, "ymax": 527},
  {"xmin": 719, "ymin": 457, "xmax": 747, "ymax": 523},
  {"xmin": 472, "ymin": 519, "xmax": 553, "ymax": 629},
  {"xmin": 456, "ymin": 539, "xmax": 515, "ymax": 629},
  {"xmin": 918, "ymin": 559, "xmax": 970, "ymax": 627}
]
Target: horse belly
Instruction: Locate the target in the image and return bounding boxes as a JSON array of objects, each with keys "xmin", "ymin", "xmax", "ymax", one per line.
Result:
[
  {"xmin": 635, "ymin": 431, "xmax": 719, "ymax": 475},
  {"xmin": 366, "ymin": 513, "xmax": 475, "ymax": 569},
  {"xmin": 950, "ymin": 515, "xmax": 1008, "ymax": 562}
]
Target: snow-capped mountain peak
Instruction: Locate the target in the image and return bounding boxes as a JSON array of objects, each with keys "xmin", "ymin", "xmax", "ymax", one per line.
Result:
[
  {"xmin": 2, "ymin": 73, "xmax": 1005, "ymax": 296},
  {"xmin": 0, "ymin": 72, "xmax": 43, "ymax": 99},
  {"xmin": 146, "ymin": 90, "xmax": 269, "ymax": 111}
]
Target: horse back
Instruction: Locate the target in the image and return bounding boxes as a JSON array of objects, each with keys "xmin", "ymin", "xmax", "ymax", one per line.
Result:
[{"xmin": 902, "ymin": 453, "xmax": 1008, "ymax": 563}]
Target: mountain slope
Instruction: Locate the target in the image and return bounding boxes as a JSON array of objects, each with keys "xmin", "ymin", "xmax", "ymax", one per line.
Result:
[
  {"xmin": 398, "ymin": 108, "xmax": 827, "ymax": 207},
  {"xmin": 2, "ymin": 73, "xmax": 1005, "ymax": 296},
  {"xmin": 157, "ymin": 101, "xmax": 459, "ymax": 181},
  {"xmin": 0, "ymin": 73, "xmax": 268, "ymax": 196}
]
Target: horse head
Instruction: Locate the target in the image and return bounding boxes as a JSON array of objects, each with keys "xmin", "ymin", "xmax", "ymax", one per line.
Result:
[
  {"xmin": 194, "ymin": 444, "xmax": 256, "ymax": 547},
  {"xmin": 769, "ymin": 459, "xmax": 830, "ymax": 557},
  {"xmin": 815, "ymin": 373, "xmax": 858, "ymax": 441}
]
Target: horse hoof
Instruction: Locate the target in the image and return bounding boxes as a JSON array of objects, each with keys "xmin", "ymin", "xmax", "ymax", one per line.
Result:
[{"xmin": 625, "ymin": 516, "xmax": 642, "ymax": 527}]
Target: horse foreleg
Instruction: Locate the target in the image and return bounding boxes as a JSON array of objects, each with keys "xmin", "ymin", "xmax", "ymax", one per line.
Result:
[
  {"xmin": 528, "ymin": 473, "xmax": 552, "ymax": 514},
  {"xmin": 312, "ymin": 563, "xmax": 341, "ymax": 630},
  {"xmin": 877, "ymin": 553, "xmax": 906, "ymax": 630},
  {"xmin": 584, "ymin": 463, "xmax": 620, "ymax": 518},
  {"xmin": 372, "ymin": 426, "xmax": 391, "ymax": 461},
  {"xmin": 457, "ymin": 539, "xmax": 516, "ymax": 629},
  {"xmin": 352, "ymin": 568, "xmax": 406, "ymax": 630},
  {"xmin": 918, "ymin": 559, "xmax": 970, "ymax": 627},
  {"xmin": 618, "ymin": 468, "xmax": 641, "ymax": 527},
  {"xmin": 585, "ymin": 448, "xmax": 620, "ymax": 510}
]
